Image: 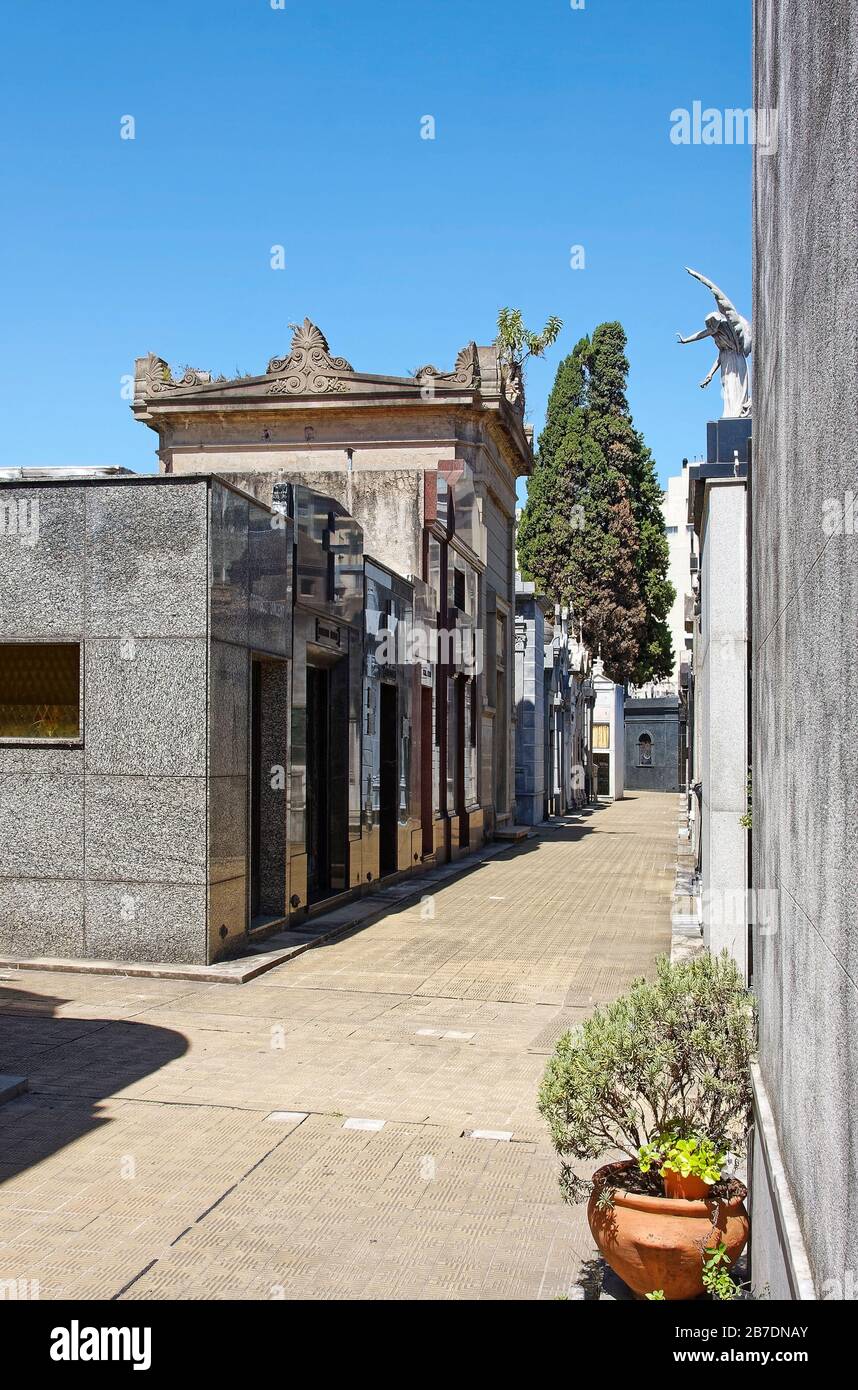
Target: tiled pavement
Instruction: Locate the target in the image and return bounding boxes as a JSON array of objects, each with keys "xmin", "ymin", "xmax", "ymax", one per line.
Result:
[{"xmin": 0, "ymin": 791, "xmax": 675, "ymax": 1301}]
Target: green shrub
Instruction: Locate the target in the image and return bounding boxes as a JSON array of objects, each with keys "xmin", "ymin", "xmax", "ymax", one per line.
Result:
[{"xmin": 538, "ymin": 952, "xmax": 756, "ymax": 1202}]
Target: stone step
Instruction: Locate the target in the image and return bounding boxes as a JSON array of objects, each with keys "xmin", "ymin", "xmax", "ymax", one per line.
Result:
[{"xmin": 0, "ymin": 1075, "xmax": 27, "ymax": 1106}]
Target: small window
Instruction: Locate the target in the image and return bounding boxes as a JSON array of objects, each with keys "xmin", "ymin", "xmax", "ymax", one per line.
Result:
[
  {"xmin": 638, "ymin": 733, "xmax": 653, "ymax": 767},
  {"xmin": 593, "ymin": 722, "xmax": 610, "ymax": 750},
  {"xmin": 0, "ymin": 642, "xmax": 81, "ymax": 740},
  {"xmin": 666, "ymin": 525, "xmax": 679, "ymax": 535}
]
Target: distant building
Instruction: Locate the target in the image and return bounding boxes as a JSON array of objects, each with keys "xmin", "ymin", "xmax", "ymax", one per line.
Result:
[
  {"xmin": 622, "ymin": 467, "xmax": 694, "ymax": 791},
  {"xmin": 591, "ymin": 662, "xmax": 624, "ymax": 800},
  {"xmin": 662, "ymin": 464, "xmax": 696, "ymax": 692},
  {"xmin": 513, "ymin": 583, "xmax": 593, "ymax": 824},
  {"xmin": 624, "ymin": 695, "xmax": 683, "ymax": 793}
]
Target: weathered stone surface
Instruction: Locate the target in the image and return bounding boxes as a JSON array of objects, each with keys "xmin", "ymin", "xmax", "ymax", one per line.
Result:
[
  {"xmin": 85, "ymin": 776, "xmax": 207, "ymax": 884},
  {"xmin": 85, "ymin": 482, "xmax": 208, "ymax": 638},
  {"xmin": 0, "ymin": 774, "xmax": 84, "ymax": 879},
  {"xmin": 84, "ymin": 881, "xmax": 207, "ymax": 965},
  {"xmin": 0, "ymin": 486, "xmax": 85, "ymax": 636},
  {"xmin": 0, "ymin": 878, "xmax": 85, "ymax": 956},
  {"xmin": 84, "ymin": 638, "xmax": 207, "ymax": 777},
  {"xmin": 752, "ymin": 0, "xmax": 858, "ymax": 1299},
  {"xmin": 0, "ymin": 745, "xmax": 85, "ymax": 774}
]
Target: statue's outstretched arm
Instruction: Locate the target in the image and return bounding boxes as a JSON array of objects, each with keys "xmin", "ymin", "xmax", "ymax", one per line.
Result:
[
  {"xmin": 677, "ymin": 327, "xmax": 713, "ymax": 345},
  {"xmin": 686, "ymin": 267, "xmax": 737, "ymax": 314},
  {"xmin": 686, "ymin": 267, "xmax": 750, "ymax": 352}
]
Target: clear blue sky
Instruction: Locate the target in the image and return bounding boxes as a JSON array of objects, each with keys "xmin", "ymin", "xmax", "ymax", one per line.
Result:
[{"xmin": 0, "ymin": 0, "xmax": 751, "ymax": 493}]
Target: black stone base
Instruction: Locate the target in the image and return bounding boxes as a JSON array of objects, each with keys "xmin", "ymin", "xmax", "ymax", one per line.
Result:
[{"xmin": 707, "ymin": 417, "xmax": 752, "ymax": 464}]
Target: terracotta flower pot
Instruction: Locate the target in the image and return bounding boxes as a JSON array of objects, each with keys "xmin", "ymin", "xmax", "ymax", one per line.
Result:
[
  {"xmin": 663, "ymin": 1169, "xmax": 711, "ymax": 1201},
  {"xmin": 587, "ymin": 1159, "xmax": 749, "ymax": 1300}
]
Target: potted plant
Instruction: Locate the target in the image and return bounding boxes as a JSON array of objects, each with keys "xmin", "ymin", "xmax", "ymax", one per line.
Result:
[
  {"xmin": 639, "ymin": 1133, "xmax": 726, "ymax": 1200},
  {"xmin": 538, "ymin": 951, "xmax": 756, "ymax": 1300}
]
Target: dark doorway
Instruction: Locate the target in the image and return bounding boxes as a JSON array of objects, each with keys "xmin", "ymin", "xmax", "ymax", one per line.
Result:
[
  {"xmin": 454, "ymin": 675, "xmax": 469, "ymax": 849},
  {"xmin": 594, "ymin": 752, "xmax": 610, "ymax": 797},
  {"xmin": 250, "ymin": 659, "xmax": 263, "ymax": 920},
  {"xmin": 420, "ymin": 684, "xmax": 434, "ymax": 857},
  {"xmin": 249, "ymin": 656, "xmax": 289, "ymax": 926},
  {"xmin": 306, "ymin": 664, "xmax": 330, "ymax": 900},
  {"xmin": 379, "ymin": 683, "xmax": 398, "ymax": 877}
]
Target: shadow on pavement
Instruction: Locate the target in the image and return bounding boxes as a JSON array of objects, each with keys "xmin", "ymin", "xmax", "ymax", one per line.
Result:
[{"xmin": 0, "ymin": 978, "xmax": 188, "ymax": 1184}]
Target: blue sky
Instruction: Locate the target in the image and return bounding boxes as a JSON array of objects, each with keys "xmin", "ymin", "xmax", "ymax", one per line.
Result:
[{"xmin": 0, "ymin": 0, "xmax": 751, "ymax": 494}]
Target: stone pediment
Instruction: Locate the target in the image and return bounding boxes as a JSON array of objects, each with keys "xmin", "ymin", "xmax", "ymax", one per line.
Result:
[
  {"xmin": 134, "ymin": 320, "xmax": 493, "ymax": 407},
  {"xmin": 266, "ymin": 319, "xmax": 355, "ymax": 395}
]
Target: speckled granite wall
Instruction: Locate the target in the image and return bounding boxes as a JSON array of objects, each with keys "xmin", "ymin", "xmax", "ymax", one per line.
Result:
[
  {"xmin": 751, "ymin": 0, "xmax": 858, "ymax": 1298},
  {"xmin": 0, "ymin": 475, "xmax": 292, "ymax": 966}
]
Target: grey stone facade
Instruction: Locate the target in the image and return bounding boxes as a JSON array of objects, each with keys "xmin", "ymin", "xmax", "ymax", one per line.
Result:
[
  {"xmin": 513, "ymin": 585, "xmax": 548, "ymax": 825},
  {"xmin": 513, "ymin": 583, "xmax": 592, "ymax": 825},
  {"xmin": 749, "ymin": 0, "xmax": 858, "ymax": 1301},
  {"xmin": 623, "ymin": 697, "xmax": 682, "ymax": 793},
  {"xmin": 0, "ymin": 474, "xmax": 288, "ymax": 966}
]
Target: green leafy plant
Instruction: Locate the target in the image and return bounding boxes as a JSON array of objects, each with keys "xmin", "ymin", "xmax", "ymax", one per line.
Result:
[
  {"xmin": 538, "ymin": 952, "xmax": 756, "ymax": 1202},
  {"xmin": 645, "ymin": 1289, "xmax": 666, "ymax": 1301},
  {"xmin": 495, "ymin": 307, "xmax": 563, "ymax": 371},
  {"xmin": 638, "ymin": 1133, "xmax": 726, "ymax": 1186},
  {"xmin": 664, "ymin": 1136, "xmax": 725, "ymax": 1184},
  {"xmin": 702, "ymin": 1242, "xmax": 741, "ymax": 1300}
]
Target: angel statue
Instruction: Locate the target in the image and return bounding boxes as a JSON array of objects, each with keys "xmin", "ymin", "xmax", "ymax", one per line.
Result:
[{"xmin": 677, "ymin": 268, "xmax": 752, "ymax": 418}]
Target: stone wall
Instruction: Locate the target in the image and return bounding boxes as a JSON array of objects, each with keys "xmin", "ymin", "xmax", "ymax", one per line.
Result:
[
  {"xmin": 751, "ymin": 0, "xmax": 858, "ymax": 1298},
  {"xmin": 513, "ymin": 588, "xmax": 546, "ymax": 825},
  {"xmin": 697, "ymin": 480, "xmax": 748, "ymax": 973},
  {"xmin": 0, "ymin": 478, "xmax": 211, "ymax": 964},
  {"xmin": 624, "ymin": 699, "xmax": 681, "ymax": 793}
]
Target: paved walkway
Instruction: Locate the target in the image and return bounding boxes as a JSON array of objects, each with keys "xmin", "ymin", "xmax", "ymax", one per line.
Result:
[{"xmin": 0, "ymin": 792, "xmax": 675, "ymax": 1301}]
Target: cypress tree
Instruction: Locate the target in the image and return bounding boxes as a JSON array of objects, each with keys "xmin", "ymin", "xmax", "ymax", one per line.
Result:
[
  {"xmin": 517, "ymin": 323, "xmax": 674, "ymax": 684},
  {"xmin": 587, "ymin": 323, "xmax": 674, "ymax": 683}
]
